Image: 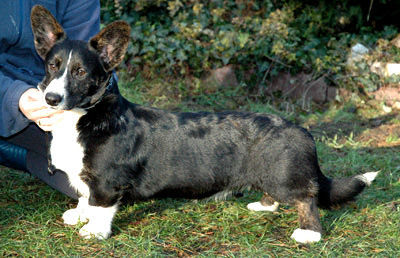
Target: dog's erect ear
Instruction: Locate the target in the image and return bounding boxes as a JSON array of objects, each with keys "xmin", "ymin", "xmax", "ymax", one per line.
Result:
[
  {"xmin": 31, "ymin": 5, "xmax": 66, "ymax": 60},
  {"xmin": 89, "ymin": 21, "xmax": 131, "ymax": 72}
]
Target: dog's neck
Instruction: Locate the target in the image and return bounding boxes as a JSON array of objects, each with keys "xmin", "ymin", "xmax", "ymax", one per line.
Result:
[
  {"xmin": 77, "ymin": 77, "xmax": 128, "ymax": 139},
  {"xmin": 84, "ymin": 74, "xmax": 117, "ymax": 110}
]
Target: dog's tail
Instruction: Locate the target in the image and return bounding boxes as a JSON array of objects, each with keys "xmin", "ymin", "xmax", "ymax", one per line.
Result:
[{"xmin": 316, "ymin": 170, "xmax": 378, "ymax": 209}]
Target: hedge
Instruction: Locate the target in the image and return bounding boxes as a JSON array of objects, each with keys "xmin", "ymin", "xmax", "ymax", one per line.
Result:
[{"xmin": 101, "ymin": 0, "xmax": 400, "ymax": 92}]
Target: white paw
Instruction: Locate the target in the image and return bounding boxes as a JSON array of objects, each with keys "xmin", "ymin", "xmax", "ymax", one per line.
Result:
[
  {"xmin": 290, "ymin": 228, "xmax": 321, "ymax": 244},
  {"xmin": 79, "ymin": 222, "xmax": 111, "ymax": 240},
  {"xmin": 62, "ymin": 208, "xmax": 88, "ymax": 225},
  {"xmin": 247, "ymin": 201, "xmax": 279, "ymax": 212}
]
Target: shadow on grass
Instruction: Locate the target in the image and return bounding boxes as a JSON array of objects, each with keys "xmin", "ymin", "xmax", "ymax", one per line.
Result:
[{"xmin": 309, "ymin": 112, "xmax": 398, "ymax": 139}]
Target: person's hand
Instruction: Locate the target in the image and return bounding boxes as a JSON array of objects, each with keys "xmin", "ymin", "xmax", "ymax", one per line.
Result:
[{"xmin": 19, "ymin": 88, "xmax": 64, "ymax": 131}]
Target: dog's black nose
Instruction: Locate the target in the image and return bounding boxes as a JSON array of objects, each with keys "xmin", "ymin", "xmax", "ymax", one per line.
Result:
[{"xmin": 45, "ymin": 92, "xmax": 63, "ymax": 106}]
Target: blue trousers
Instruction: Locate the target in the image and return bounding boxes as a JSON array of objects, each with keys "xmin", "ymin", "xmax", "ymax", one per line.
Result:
[{"xmin": 0, "ymin": 124, "xmax": 78, "ymax": 199}]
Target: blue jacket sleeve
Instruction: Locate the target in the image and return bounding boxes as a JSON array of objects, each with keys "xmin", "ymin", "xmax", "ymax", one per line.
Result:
[{"xmin": 0, "ymin": 71, "xmax": 35, "ymax": 137}]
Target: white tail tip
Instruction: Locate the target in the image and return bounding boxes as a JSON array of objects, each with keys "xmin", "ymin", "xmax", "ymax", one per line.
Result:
[{"xmin": 356, "ymin": 171, "xmax": 379, "ymax": 186}]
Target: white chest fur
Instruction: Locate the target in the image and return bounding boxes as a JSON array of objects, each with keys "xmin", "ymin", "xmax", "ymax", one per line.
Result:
[{"xmin": 50, "ymin": 109, "xmax": 90, "ymax": 197}]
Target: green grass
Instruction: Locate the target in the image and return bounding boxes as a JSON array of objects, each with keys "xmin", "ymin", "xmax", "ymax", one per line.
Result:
[{"xmin": 1, "ymin": 74, "xmax": 399, "ymax": 256}]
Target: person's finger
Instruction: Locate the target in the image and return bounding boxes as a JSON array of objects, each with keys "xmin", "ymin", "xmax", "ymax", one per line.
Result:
[
  {"xmin": 29, "ymin": 108, "xmax": 63, "ymax": 121},
  {"xmin": 36, "ymin": 123, "xmax": 53, "ymax": 132},
  {"xmin": 35, "ymin": 111, "xmax": 66, "ymax": 132},
  {"xmin": 19, "ymin": 89, "xmax": 48, "ymax": 119},
  {"xmin": 36, "ymin": 118, "xmax": 55, "ymax": 132},
  {"xmin": 22, "ymin": 99, "xmax": 48, "ymax": 113},
  {"xmin": 37, "ymin": 113, "xmax": 64, "ymax": 126},
  {"xmin": 26, "ymin": 89, "xmax": 44, "ymax": 101}
]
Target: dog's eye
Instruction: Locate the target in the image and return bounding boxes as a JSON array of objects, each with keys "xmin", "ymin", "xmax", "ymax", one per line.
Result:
[
  {"xmin": 49, "ymin": 63, "xmax": 58, "ymax": 71},
  {"xmin": 77, "ymin": 68, "xmax": 86, "ymax": 77}
]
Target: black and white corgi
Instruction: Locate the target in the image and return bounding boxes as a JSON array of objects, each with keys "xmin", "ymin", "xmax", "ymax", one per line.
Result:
[{"xmin": 31, "ymin": 5, "xmax": 378, "ymax": 244}]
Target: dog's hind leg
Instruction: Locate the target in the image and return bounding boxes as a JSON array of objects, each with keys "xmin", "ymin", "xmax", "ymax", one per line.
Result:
[
  {"xmin": 247, "ymin": 193, "xmax": 279, "ymax": 212},
  {"xmin": 290, "ymin": 197, "xmax": 322, "ymax": 244}
]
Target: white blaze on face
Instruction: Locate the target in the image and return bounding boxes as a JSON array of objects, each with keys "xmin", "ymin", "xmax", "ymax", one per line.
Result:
[{"xmin": 44, "ymin": 50, "xmax": 73, "ymax": 108}]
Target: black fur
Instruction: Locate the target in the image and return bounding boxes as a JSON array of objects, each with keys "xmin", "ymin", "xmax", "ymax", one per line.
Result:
[{"xmin": 78, "ymin": 92, "xmax": 370, "ymax": 209}]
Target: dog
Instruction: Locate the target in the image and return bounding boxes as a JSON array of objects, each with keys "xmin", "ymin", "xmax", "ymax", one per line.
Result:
[{"xmin": 30, "ymin": 5, "xmax": 378, "ymax": 244}]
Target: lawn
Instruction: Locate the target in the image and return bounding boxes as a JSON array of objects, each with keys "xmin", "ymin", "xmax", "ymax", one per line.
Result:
[{"xmin": 1, "ymin": 74, "xmax": 399, "ymax": 256}]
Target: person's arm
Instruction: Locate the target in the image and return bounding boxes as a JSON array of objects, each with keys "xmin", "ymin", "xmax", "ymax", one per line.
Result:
[
  {"xmin": 0, "ymin": 71, "xmax": 34, "ymax": 137},
  {"xmin": 0, "ymin": 71, "xmax": 64, "ymax": 136}
]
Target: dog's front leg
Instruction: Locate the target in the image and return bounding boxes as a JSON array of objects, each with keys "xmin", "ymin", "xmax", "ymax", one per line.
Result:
[
  {"xmin": 62, "ymin": 197, "xmax": 90, "ymax": 225},
  {"xmin": 46, "ymin": 133, "xmax": 57, "ymax": 175},
  {"xmin": 78, "ymin": 203, "xmax": 118, "ymax": 240}
]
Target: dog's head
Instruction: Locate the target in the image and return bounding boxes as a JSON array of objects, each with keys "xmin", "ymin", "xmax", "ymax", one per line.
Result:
[{"xmin": 31, "ymin": 5, "xmax": 130, "ymax": 110}]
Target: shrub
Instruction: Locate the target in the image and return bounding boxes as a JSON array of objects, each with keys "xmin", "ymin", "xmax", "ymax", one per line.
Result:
[{"xmin": 101, "ymin": 0, "xmax": 400, "ymax": 93}]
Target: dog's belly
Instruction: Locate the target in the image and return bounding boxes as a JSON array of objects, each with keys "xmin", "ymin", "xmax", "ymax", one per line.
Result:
[
  {"xmin": 50, "ymin": 110, "xmax": 90, "ymax": 197},
  {"xmin": 152, "ymin": 186, "xmax": 222, "ymax": 200}
]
